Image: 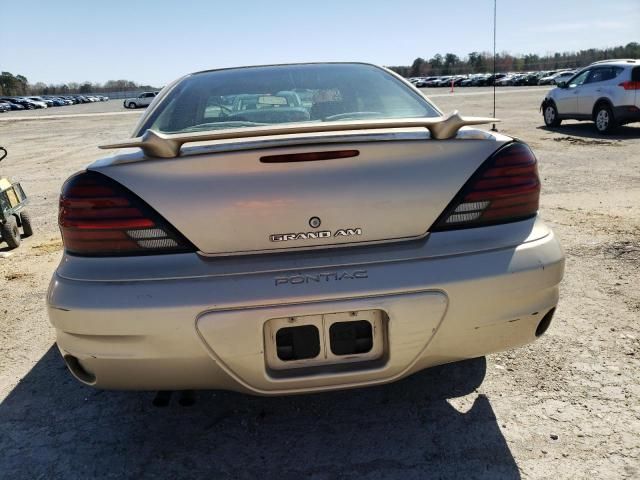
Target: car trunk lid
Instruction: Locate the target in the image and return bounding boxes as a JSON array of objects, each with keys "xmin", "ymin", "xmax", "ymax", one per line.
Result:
[{"xmin": 92, "ymin": 131, "xmax": 508, "ymax": 255}]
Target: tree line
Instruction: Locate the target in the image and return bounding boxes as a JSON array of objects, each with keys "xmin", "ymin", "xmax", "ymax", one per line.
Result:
[
  {"xmin": 2, "ymin": 42, "xmax": 638, "ymax": 95},
  {"xmin": 0, "ymin": 73, "xmax": 158, "ymax": 96},
  {"xmin": 388, "ymin": 42, "xmax": 640, "ymax": 77}
]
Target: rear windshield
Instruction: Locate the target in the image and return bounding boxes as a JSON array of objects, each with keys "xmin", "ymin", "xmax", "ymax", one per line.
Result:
[{"xmin": 140, "ymin": 63, "xmax": 440, "ymax": 134}]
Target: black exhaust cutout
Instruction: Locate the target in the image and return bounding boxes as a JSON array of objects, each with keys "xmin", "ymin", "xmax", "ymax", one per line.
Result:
[
  {"xmin": 152, "ymin": 390, "xmax": 173, "ymax": 407},
  {"xmin": 152, "ymin": 390, "xmax": 196, "ymax": 407},
  {"xmin": 535, "ymin": 308, "xmax": 556, "ymax": 337},
  {"xmin": 178, "ymin": 390, "xmax": 196, "ymax": 407}
]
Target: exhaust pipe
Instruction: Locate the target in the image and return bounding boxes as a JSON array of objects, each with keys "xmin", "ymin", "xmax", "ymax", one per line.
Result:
[
  {"xmin": 152, "ymin": 390, "xmax": 196, "ymax": 407},
  {"xmin": 535, "ymin": 308, "xmax": 556, "ymax": 337},
  {"xmin": 63, "ymin": 354, "xmax": 96, "ymax": 385},
  {"xmin": 178, "ymin": 390, "xmax": 196, "ymax": 406},
  {"xmin": 152, "ymin": 391, "xmax": 173, "ymax": 407}
]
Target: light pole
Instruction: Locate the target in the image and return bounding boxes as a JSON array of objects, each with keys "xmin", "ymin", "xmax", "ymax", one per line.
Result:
[{"xmin": 491, "ymin": 0, "xmax": 498, "ymax": 131}]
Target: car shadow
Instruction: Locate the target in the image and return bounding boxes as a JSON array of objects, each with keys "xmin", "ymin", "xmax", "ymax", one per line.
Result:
[
  {"xmin": 0, "ymin": 346, "xmax": 520, "ymax": 479},
  {"xmin": 538, "ymin": 122, "xmax": 640, "ymax": 140}
]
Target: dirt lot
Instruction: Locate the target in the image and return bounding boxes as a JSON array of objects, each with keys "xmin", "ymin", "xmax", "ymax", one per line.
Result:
[{"xmin": 0, "ymin": 87, "xmax": 639, "ymax": 479}]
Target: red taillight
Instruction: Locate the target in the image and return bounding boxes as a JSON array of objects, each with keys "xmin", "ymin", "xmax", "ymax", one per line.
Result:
[
  {"xmin": 430, "ymin": 142, "xmax": 540, "ymax": 231},
  {"xmin": 59, "ymin": 171, "xmax": 195, "ymax": 256},
  {"xmin": 619, "ymin": 81, "xmax": 640, "ymax": 90}
]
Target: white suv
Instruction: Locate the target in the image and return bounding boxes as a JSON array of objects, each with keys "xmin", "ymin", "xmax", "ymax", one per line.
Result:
[
  {"xmin": 541, "ymin": 59, "xmax": 640, "ymax": 133},
  {"xmin": 123, "ymin": 91, "xmax": 158, "ymax": 109}
]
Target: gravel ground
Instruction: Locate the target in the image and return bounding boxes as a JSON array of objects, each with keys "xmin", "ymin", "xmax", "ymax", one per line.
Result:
[{"xmin": 0, "ymin": 87, "xmax": 638, "ymax": 479}]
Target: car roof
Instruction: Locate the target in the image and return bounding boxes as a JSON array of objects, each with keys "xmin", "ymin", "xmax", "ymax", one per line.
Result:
[
  {"xmin": 588, "ymin": 59, "xmax": 639, "ymax": 67},
  {"xmin": 191, "ymin": 61, "xmax": 385, "ymax": 77}
]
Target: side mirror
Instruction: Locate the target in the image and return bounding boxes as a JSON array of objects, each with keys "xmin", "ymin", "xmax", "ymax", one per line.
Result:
[{"xmin": 556, "ymin": 81, "xmax": 567, "ymax": 88}]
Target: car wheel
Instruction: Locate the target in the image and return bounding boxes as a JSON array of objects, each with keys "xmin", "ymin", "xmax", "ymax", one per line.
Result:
[
  {"xmin": 20, "ymin": 210, "xmax": 33, "ymax": 237},
  {"xmin": 543, "ymin": 103, "xmax": 561, "ymax": 127},
  {"xmin": 1, "ymin": 216, "xmax": 21, "ymax": 249},
  {"xmin": 594, "ymin": 104, "xmax": 616, "ymax": 134},
  {"xmin": 130, "ymin": 103, "xmax": 137, "ymax": 109}
]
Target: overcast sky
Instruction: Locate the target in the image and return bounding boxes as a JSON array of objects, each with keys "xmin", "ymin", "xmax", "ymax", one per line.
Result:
[{"xmin": 1, "ymin": 0, "xmax": 638, "ymax": 86}]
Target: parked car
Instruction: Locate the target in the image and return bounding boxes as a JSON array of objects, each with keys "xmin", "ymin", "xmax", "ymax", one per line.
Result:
[
  {"xmin": 452, "ymin": 76, "xmax": 468, "ymax": 86},
  {"xmin": 21, "ymin": 97, "xmax": 47, "ymax": 108},
  {"xmin": 0, "ymin": 102, "xmax": 10, "ymax": 113},
  {"xmin": 510, "ymin": 74, "xmax": 532, "ymax": 86},
  {"xmin": 495, "ymin": 75, "xmax": 516, "ymax": 86},
  {"xmin": 46, "ymin": 96, "xmax": 74, "ymax": 106},
  {"xmin": 536, "ymin": 71, "xmax": 557, "ymax": 84},
  {"xmin": 541, "ymin": 59, "xmax": 640, "ymax": 133},
  {"xmin": 27, "ymin": 96, "xmax": 53, "ymax": 107},
  {"xmin": 549, "ymin": 71, "xmax": 576, "ymax": 85},
  {"xmin": 471, "ymin": 74, "xmax": 492, "ymax": 86},
  {"xmin": 0, "ymin": 99, "xmax": 25, "ymax": 110},
  {"xmin": 523, "ymin": 73, "xmax": 543, "ymax": 86},
  {"xmin": 48, "ymin": 62, "xmax": 564, "ymax": 393},
  {"xmin": 423, "ymin": 77, "xmax": 441, "ymax": 87},
  {"xmin": 459, "ymin": 75, "xmax": 477, "ymax": 87},
  {"xmin": 42, "ymin": 96, "xmax": 67, "ymax": 107},
  {"xmin": 0, "ymin": 97, "xmax": 35, "ymax": 109},
  {"xmin": 538, "ymin": 71, "xmax": 570, "ymax": 85},
  {"xmin": 123, "ymin": 91, "xmax": 158, "ymax": 109},
  {"xmin": 433, "ymin": 76, "xmax": 453, "ymax": 87},
  {"xmin": 485, "ymin": 73, "xmax": 507, "ymax": 86}
]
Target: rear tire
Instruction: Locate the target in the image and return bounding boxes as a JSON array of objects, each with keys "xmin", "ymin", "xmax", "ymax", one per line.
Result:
[
  {"xmin": 543, "ymin": 103, "xmax": 561, "ymax": 127},
  {"xmin": 594, "ymin": 104, "xmax": 616, "ymax": 134},
  {"xmin": 20, "ymin": 210, "xmax": 33, "ymax": 237},
  {"xmin": 1, "ymin": 216, "xmax": 21, "ymax": 249}
]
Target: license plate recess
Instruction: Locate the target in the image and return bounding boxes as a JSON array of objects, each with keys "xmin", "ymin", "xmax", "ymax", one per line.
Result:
[{"xmin": 264, "ymin": 309, "xmax": 386, "ymax": 370}]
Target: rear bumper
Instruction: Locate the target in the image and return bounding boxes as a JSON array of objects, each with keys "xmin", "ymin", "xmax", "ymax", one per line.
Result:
[
  {"xmin": 47, "ymin": 221, "xmax": 564, "ymax": 395},
  {"xmin": 613, "ymin": 105, "xmax": 640, "ymax": 124}
]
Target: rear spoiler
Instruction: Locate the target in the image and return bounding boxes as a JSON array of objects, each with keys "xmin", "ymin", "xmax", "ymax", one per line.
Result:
[{"xmin": 99, "ymin": 111, "xmax": 499, "ymax": 159}]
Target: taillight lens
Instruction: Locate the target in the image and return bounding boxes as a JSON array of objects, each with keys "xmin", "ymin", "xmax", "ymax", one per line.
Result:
[
  {"xmin": 430, "ymin": 142, "xmax": 540, "ymax": 231},
  {"xmin": 619, "ymin": 81, "xmax": 640, "ymax": 90},
  {"xmin": 59, "ymin": 171, "xmax": 195, "ymax": 256}
]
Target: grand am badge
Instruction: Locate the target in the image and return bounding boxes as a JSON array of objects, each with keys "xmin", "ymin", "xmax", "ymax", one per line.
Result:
[{"xmin": 270, "ymin": 228, "xmax": 362, "ymax": 242}]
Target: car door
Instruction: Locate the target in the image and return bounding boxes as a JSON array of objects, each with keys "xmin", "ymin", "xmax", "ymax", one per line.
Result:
[
  {"xmin": 555, "ymin": 70, "xmax": 589, "ymax": 115},
  {"xmin": 578, "ymin": 67, "xmax": 617, "ymax": 115}
]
